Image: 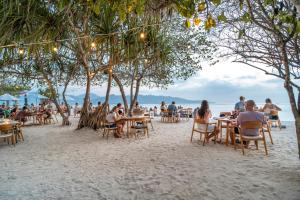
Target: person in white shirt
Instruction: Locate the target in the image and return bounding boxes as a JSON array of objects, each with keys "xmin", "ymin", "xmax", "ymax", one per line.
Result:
[{"xmin": 106, "ymin": 106, "xmax": 123, "ymax": 138}]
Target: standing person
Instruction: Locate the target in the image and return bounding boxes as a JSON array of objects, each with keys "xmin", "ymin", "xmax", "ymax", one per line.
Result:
[
  {"xmin": 74, "ymin": 102, "xmax": 79, "ymax": 117},
  {"xmin": 262, "ymin": 98, "xmax": 282, "ymax": 120},
  {"xmin": 197, "ymin": 100, "xmax": 219, "ymax": 139},
  {"xmin": 235, "ymin": 96, "xmax": 246, "ymax": 112},
  {"xmin": 153, "ymin": 106, "xmax": 158, "ymax": 116}
]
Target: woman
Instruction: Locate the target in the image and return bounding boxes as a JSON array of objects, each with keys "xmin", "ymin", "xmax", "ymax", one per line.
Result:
[
  {"xmin": 197, "ymin": 100, "xmax": 219, "ymax": 139},
  {"xmin": 160, "ymin": 101, "xmax": 167, "ymax": 112},
  {"xmin": 262, "ymin": 98, "xmax": 281, "ymax": 120},
  {"xmin": 106, "ymin": 106, "xmax": 123, "ymax": 138}
]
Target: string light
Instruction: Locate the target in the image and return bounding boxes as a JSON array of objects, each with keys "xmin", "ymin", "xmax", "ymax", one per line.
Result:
[
  {"xmin": 18, "ymin": 48, "xmax": 24, "ymax": 55},
  {"xmin": 144, "ymin": 59, "xmax": 148, "ymax": 63},
  {"xmin": 187, "ymin": 45, "xmax": 191, "ymax": 49},
  {"xmin": 0, "ymin": 23, "xmax": 162, "ymax": 50},
  {"xmin": 140, "ymin": 32, "xmax": 145, "ymax": 39},
  {"xmin": 91, "ymin": 42, "xmax": 96, "ymax": 48},
  {"xmin": 53, "ymin": 47, "xmax": 58, "ymax": 52}
]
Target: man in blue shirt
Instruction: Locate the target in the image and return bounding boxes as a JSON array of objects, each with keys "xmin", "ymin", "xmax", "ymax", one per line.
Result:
[
  {"xmin": 168, "ymin": 101, "xmax": 177, "ymax": 113},
  {"xmin": 235, "ymin": 96, "xmax": 245, "ymax": 112}
]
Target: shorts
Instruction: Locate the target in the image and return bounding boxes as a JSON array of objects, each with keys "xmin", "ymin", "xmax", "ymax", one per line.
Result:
[
  {"xmin": 269, "ymin": 115, "xmax": 279, "ymax": 120},
  {"xmin": 106, "ymin": 124, "xmax": 116, "ymax": 128}
]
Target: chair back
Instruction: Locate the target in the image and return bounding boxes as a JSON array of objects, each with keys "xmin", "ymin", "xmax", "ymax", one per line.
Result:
[
  {"xmin": 132, "ymin": 108, "xmax": 144, "ymax": 116},
  {"xmin": 194, "ymin": 118, "xmax": 207, "ymax": 124},
  {"xmin": 241, "ymin": 121, "xmax": 263, "ymax": 129}
]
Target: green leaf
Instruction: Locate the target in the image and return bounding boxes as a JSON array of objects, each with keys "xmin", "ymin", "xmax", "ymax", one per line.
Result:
[
  {"xmin": 217, "ymin": 11, "xmax": 227, "ymax": 22},
  {"xmin": 238, "ymin": 29, "xmax": 245, "ymax": 39},
  {"xmin": 296, "ymin": 21, "xmax": 300, "ymax": 33},
  {"xmin": 241, "ymin": 12, "xmax": 250, "ymax": 23},
  {"xmin": 211, "ymin": 0, "xmax": 221, "ymax": 5},
  {"xmin": 239, "ymin": 0, "xmax": 244, "ymax": 10}
]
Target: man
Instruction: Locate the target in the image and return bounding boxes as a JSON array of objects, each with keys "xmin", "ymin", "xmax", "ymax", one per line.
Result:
[
  {"xmin": 235, "ymin": 96, "xmax": 246, "ymax": 112},
  {"xmin": 167, "ymin": 101, "xmax": 177, "ymax": 114},
  {"xmin": 237, "ymin": 100, "xmax": 265, "ymax": 136}
]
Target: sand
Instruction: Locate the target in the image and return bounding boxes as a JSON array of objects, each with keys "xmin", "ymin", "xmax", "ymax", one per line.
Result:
[{"xmin": 0, "ymin": 117, "xmax": 299, "ymax": 200}]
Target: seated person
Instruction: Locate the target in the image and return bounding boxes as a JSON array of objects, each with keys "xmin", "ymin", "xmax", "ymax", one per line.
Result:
[
  {"xmin": 153, "ymin": 106, "xmax": 158, "ymax": 116},
  {"xmin": 232, "ymin": 100, "xmax": 266, "ymax": 144},
  {"xmin": 134, "ymin": 102, "xmax": 140, "ymax": 109},
  {"xmin": 106, "ymin": 106, "xmax": 123, "ymax": 138},
  {"xmin": 167, "ymin": 101, "xmax": 179, "ymax": 116},
  {"xmin": 160, "ymin": 101, "xmax": 167, "ymax": 112},
  {"xmin": 43, "ymin": 109, "xmax": 52, "ymax": 120},
  {"xmin": 197, "ymin": 100, "xmax": 219, "ymax": 138},
  {"xmin": 11, "ymin": 105, "xmax": 19, "ymax": 115},
  {"xmin": 73, "ymin": 102, "xmax": 81, "ymax": 116},
  {"xmin": 117, "ymin": 103, "xmax": 125, "ymax": 116},
  {"xmin": 262, "ymin": 98, "xmax": 281, "ymax": 120},
  {"xmin": 15, "ymin": 106, "xmax": 28, "ymax": 124},
  {"xmin": 234, "ymin": 96, "xmax": 246, "ymax": 113}
]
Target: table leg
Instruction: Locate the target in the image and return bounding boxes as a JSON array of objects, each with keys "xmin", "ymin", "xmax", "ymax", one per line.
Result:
[{"xmin": 225, "ymin": 122, "xmax": 229, "ymax": 146}]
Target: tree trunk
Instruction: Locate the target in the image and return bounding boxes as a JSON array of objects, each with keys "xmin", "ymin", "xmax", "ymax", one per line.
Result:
[
  {"xmin": 77, "ymin": 73, "xmax": 91, "ymax": 129},
  {"xmin": 129, "ymin": 78, "xmax": 141, "ymax": 115},
  {"xmin": 62, "ymin": 82, "xmax": 71, "ymax": 117},
  {"xmin": 112, "ymin": 74, "xmax": 129, "ymax": 114},
  {"xmin": 85, "ymin": 70, "xmax": 113, "ymax": 130},
  {"xmin": 280, "ymin": 42, "xmax": 300, "ymax": 158},
  {"xmin": 42, "ymin": 72, "xmax": 70, "ymax": 126}
]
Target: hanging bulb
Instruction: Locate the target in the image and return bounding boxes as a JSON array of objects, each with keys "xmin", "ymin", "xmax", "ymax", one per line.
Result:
[
  {"xmin": 91, "ymin": 42, "xmax": 96, "ymax": 48},
  {"xmin": 140, "ymin": 32, "xmax": 145, "ymax": 39},
  {"xmin": 53, "ymin": 47, "xmax": 58, "ymax": 52},
  {"xmin": 145, "ymin": 59, "xmax": 148, "ymax": 63},
  {"xmin": 18, "ymin": 48, "xmax": 24, "ymax": 55}
]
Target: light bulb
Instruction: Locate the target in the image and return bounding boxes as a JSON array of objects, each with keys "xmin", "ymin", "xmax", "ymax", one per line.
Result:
[
  {"xmin": 140, "ymin": 32, "xmax": 145, "ymax": 39},
  {"xmin": 53, "ymin": 47, "xmax": 58, "ymax": 52},
  {"xmin": 91, "ymin": 42, "xmax": 96, "ymax": 48},
  {"xmin": 18, "ymin": 48, "xmax": 24, "ymax": 55}
]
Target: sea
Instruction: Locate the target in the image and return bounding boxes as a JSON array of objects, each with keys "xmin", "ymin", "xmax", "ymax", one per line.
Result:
[{"xmin": 140, "ymin": 103, "xmax": 294, "ymax": 122}]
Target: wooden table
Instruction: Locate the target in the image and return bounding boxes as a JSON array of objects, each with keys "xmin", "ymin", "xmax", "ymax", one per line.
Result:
[
  {"xmin": 213, "ymin": 117, "xmax": 237, "ymax": 146},
  {"xmin": 0, "ymin": 119, "xmax": 21, "ymax": 143},
  {"xmin": 117, "ymin": 116, "xmax": 147, "ymax": 137}
]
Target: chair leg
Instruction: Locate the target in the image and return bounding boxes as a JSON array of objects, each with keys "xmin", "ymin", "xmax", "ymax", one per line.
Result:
[
  {"xmin": 203, "ymin": 133, "xmax": 208, "ymax": 146},
  {"xmin": 190, "ymin": 130, "xmax": 194, "ymax": 143},
  {"xmin": 255, "ymin": 141, "xmax": 258, "ymax": 150},
  {"xmin": 240, "ymin": 136, "xmax": 245, "ymax": 155},
  {"xmin": 263, "ymin": 138, "xmax": 268, "ymax": 155}
]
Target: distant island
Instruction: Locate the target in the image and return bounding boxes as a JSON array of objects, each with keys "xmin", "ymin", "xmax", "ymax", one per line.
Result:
[{"xmin": 67, "ymin": 94, "xmax": 201, "ymax": 105}]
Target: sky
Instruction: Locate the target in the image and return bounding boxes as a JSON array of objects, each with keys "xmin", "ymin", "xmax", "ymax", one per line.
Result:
[{"xmin": 65, "ymin": 59, "xmax": 290, "ymax": 105}]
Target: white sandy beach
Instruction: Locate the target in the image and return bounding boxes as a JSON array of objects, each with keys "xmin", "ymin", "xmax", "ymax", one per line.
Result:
[{"xmin": 0, "ymin": 118, "xmax": 299, "ymax": 200}]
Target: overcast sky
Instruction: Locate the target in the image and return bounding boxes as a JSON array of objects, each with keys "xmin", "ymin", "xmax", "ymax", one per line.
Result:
[{"xmin": 66, "ymin": 60, "xmax": 289, "ymax": 105}]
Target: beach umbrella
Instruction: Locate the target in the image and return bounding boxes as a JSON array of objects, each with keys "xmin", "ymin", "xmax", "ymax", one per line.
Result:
[
  {"xmin": 0, "ymin": 93, "xmax": 19, "ymax": 107},
  {"xmin": 38, "ymin": 94, "xmax": 48, "ymax": 99},
  {"xmin": 0, "ymin": 93, "xmax": 19, "ymax": 101}
]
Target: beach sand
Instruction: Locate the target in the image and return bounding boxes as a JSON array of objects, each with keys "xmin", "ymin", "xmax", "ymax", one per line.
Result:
[{"xmin": 0, "ymin": 117, "xmax": 299, "ymax": 200}]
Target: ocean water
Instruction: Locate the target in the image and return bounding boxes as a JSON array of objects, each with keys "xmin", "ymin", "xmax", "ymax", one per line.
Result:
[{"xmin": 140, "ymin": 103, "xmax": 294, "ymax": 122}]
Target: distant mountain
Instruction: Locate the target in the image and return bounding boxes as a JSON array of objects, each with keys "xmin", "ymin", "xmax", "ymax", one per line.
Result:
[{"xmin": 67, "ymin": 93, "xmax": 200, "ymax": 105}]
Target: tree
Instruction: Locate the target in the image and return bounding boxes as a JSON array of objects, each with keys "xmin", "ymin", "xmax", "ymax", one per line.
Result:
[{"xmin": 216, "ymin": 0, "xmax": 300, "ymax": 157}]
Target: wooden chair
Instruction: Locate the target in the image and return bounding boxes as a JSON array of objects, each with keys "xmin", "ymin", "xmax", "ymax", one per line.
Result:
[
  {"xmin": 0, "ymin": 124, "xmax": 16, "ymax": 146},
  {"xmin": 103, "ymin": 122, "xmax": 118, "ymax": 139},
  {"xmin": 218, "ymin": 112, "xmax": 232, "ymax": 142},
  {"xmin": 262, "ymin": 123, "xmax": 273, "ymax": 144},
  {"xmin": 14, "ymin": 124, "xmax": 24, "ymax": 142},
  {"xmin": 160, "ymin": 110, "xmax": 169, "ymax": 122},
  {"xmin": 268, "ymin": 110, "xmax": 281, "ymax": 129},
  {"xmin": 190, "ymin": 118, "xmax": 217, "ymax": 146},
  {"xmin": 236, "ymin": 121, "xmax": 268, "ymax": 155},
  {"xmin": 131, "ymin": 118, "xmax": 149, "ymax": 138}
]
